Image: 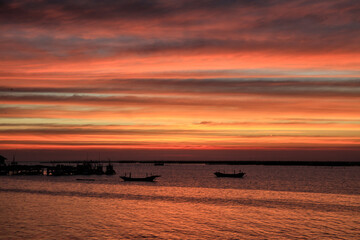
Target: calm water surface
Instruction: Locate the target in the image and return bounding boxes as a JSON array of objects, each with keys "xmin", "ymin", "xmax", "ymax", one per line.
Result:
[{"xmin": 1, "ymin": 164, "xmax": 359, "ymax": 239}]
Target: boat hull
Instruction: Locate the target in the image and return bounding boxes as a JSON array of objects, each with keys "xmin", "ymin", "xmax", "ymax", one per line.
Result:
[
  {"xmin": 120, "ymin": 175, "xmax": 160, "ymax": 182},
  {"xmin": 214, "ymin": 172, "xmax": 245, "ymax": 178}
]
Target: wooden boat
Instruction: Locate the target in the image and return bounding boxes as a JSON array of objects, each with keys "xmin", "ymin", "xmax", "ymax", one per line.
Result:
[
  {"xmin": 120, "ymin": 174, "xmax": 161, "ymax": 182},
  {"xmin": 105, "ymin": 162, "xmax": 116, "ymax": 175},
  {"xmin": 214, "ymin": 171, "xmax": 245, "ymax": 178},
  {"xmin": 76, "ymin": 178, "xmax": 95, "ymax": 181}
]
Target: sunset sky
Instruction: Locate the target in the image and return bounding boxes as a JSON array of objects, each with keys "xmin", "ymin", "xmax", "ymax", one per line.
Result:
[{"xmin": 1, "ymin": 0, "xmax": 359, "ymax": 161}]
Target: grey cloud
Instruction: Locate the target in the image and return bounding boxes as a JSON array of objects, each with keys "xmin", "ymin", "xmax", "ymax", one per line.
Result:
[{"xmin": 1, "ymin": 78, "xmax": 359, "ymax": 97}]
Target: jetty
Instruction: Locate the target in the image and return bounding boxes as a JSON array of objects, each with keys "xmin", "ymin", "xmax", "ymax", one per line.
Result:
[{"xmin": 0, "ymin": 155, "xmax": 116, "ymax": 176}]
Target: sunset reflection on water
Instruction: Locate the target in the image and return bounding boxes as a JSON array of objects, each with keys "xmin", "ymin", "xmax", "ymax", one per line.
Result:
[{"xmin": 1, "ymin": 164, "xmax": 359, "ymax": 239}]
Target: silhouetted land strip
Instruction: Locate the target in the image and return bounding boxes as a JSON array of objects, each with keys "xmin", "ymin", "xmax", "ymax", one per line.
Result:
[
  {"xmin": 205, "ymin": 160, "xmax": 360, "ymax": 166},
  {"xmin": 40, "ymin": 160, "xmax": 360, "ymax": 166}
]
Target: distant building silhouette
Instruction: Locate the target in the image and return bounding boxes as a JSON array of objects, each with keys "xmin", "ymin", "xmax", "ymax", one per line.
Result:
[{"xmin": 0, "ymin": 154, "xmax": 7, "ymax": 165}]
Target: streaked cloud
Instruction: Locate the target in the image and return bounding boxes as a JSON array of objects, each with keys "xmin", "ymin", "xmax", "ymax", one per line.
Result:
[{"xmin": 0, "ymin": 0, "xmax": 359, "ymax": 160}]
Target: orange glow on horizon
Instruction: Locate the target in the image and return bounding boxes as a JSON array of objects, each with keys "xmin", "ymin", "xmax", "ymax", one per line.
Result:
[{"xmin": 1, "ymin": 0, "xmax": 359, "ymax": 160}]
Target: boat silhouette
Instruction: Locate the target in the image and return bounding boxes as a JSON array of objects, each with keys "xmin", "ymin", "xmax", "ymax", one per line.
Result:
[
  {"xmin": 120, "ymin": 173, "xmax": 161, "ymax": 182},
  {"xmin": 214, "ymin": 171, "xmax": 245, "ymax": 178},
  {"xmin": 105, "ymin": 162, "xmax": 116, "ymax": 175},
  {"xmin": 76, "ymin": 178, "xmax": 95, "ymax": 181}
]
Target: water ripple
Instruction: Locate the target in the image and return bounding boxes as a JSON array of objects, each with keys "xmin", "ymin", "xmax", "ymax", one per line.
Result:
[{"xmin": 1, "ymin": 187, "xmax": 359, "ymax": 213}]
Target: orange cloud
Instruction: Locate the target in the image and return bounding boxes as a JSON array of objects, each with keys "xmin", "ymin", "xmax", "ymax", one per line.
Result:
[{"xmin": 1, "ymin": 0, "xmax": 359, "ymax": 159}]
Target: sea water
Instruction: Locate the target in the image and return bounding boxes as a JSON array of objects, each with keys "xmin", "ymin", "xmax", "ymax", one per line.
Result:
[{"xmin": 1, "ymin": 163, "xmax": 359, "ymax": 239}]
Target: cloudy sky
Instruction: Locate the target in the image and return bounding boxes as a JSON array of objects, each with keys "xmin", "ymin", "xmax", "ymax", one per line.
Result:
[{"xmin": 1, "ymin": 0, "xmax": 359, "ymax": 161}]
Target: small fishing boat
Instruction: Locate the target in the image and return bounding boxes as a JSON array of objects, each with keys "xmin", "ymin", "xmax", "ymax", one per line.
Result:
[
  {"xmin": 214, "ymin": 171, "xmax": 245, "ymax": 178},
  {"xmin": 76, "ymin": 178, "xmax": 95, "ymax": 181},
  {"xmin": 105, "ymin": 162, "xmax": 116, "ymax": 175},
  {"xmin": 120, "ymin": 173, "xmax": 161, "ymax": 182}
]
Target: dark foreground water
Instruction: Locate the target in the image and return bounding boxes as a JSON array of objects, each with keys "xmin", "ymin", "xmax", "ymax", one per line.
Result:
[{"xmin": 1, "ymin": 164, "xmax": 359, "ymax": 239}]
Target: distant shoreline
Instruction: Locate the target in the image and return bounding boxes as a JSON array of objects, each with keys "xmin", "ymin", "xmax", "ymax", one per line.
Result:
[{"xmin": 39, "ymin": 160, "xmax": 360, "ymax": 166}]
